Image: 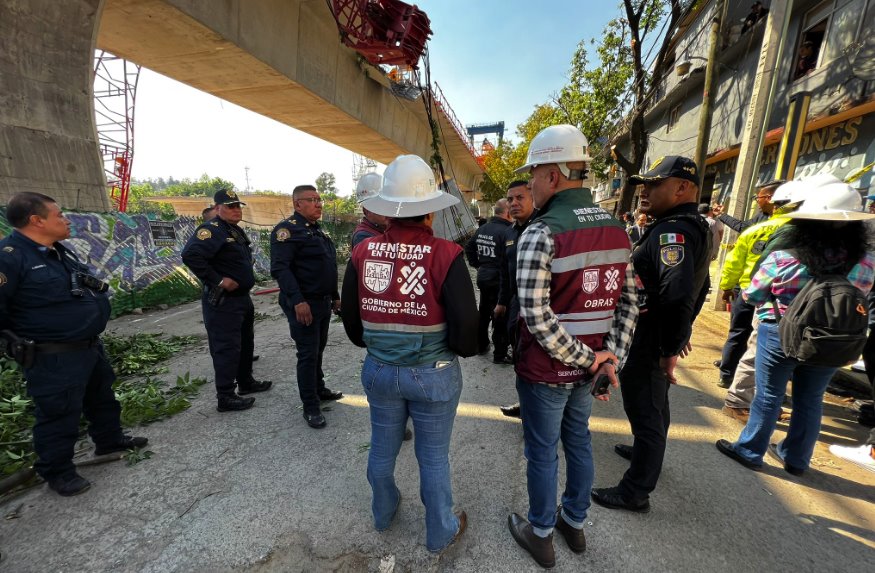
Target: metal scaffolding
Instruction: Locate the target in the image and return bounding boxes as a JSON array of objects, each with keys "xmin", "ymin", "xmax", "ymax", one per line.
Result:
[{"xmin": 93, "ymin": 51, "xmax": 140, "ymax": 212}]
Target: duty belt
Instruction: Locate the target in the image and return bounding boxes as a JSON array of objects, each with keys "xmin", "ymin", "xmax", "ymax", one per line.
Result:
[{"xmin": 35, "ymin": 337, "xmax": 99, "ymax": 354}]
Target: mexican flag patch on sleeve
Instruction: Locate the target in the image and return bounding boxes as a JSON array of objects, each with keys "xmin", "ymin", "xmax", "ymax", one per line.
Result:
[{"xmin": 659, "ymin": 233, "xmax": 685, "ymax": 245}]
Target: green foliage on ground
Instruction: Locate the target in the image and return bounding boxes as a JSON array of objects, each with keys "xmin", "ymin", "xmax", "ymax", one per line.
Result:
[
  {"xmin": 115, "ymin": 373, "xmax": 208, "ymax": 427},
  {"xmin": 103, "ymin": 334, "xmax": 201, "ymax": 376},
  {"xmin": 0, "ymin": 335, "xmax": 205, "ymax": 477},
  {"xmin": 0, "ymin": 358, "xmax": 34, "ymax": 476}
]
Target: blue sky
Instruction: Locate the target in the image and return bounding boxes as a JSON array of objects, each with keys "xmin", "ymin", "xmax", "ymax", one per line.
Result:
[{"xmin": 131, "ymin": 1, "xmax": 622, "ymax": 194}]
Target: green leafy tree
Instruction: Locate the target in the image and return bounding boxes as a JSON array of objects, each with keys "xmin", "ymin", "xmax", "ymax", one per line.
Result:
[
  {"xmin": 552, "ymin": 19, "xmax": 635, "ymax": 181},
  {"xmin": 124, "ymin": 183, "xmax": 175, "ymax": 218},
  {"xmin": 162, "ymin": 174, "xmax": 235, "ymax": 197},
  {"xmin": 323, "ymin": 194, "xmax": 357, "ymax": 217},
  {"xmin": 315, "ymin": 172, "xmax": 339, "ymax": 197},
  {"xmin": 480, "ymin": 103, "xmax": 560, "ymax": 201},
  {"xmin": 608, "ymin": 0, "xmax": 685, "ymax": 213}
]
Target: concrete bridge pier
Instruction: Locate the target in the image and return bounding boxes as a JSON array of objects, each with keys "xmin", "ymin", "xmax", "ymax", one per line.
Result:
[{"xmin": 0, "ymin": 0, "xmax": 111, "ymax": 211}]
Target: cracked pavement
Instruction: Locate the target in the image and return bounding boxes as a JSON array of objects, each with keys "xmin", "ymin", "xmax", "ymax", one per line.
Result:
[{"xmin": 0, "ymin": 284, "xmax": 873, "ymax": 572}]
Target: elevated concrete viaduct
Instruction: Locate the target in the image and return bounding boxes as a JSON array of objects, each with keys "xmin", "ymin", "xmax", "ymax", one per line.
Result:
[{"xmin": 1, "ymin": 0, "xmax": 483, "ymax": 212}]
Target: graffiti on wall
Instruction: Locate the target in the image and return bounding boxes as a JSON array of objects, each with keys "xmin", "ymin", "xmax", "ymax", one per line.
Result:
[
  {"xmin": 0, "ymin": 209, "xmax": 272, "ymax": 316},
  {"xmin": 0, "ymin": 207, "xmax": 356, "ymax": 316},
  {"xmin": 63, "ymin": 212, "xmax": 271, "ymax": 287}
]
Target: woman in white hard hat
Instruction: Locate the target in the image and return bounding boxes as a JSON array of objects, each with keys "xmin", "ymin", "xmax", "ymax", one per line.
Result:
[
  {"xmin": 717, "ymin": 176, "xmax": 875, "ymax": 475},
  {"xmin": 340, "ymin": 155, "xmax": 478, "ymax": 552}
]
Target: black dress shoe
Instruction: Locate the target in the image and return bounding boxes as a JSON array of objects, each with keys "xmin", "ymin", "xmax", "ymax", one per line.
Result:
[
  {"xmin": 252, "ymin": 354, "xmax": 260, "ymax": 362},
  {"xmin": 554, "ymin": 506, "xmax": 586, "ymax": 553},
  {"xmin": 500, "ymin": 403, "xmax": 521, "ymax": 418},
  {"xmin": 217, "ymin": 394, "xmax": 255, "ymax": 412},
  {"xmin": 493, "ymin": 355, "xmax": 514, "ymax": 364},
  {"xmin": 715, "ymin": 439, "xmax": 762, "ymax": 471},
  {"xmin": 237, "ymin": 379, "xmax": 272, "ymax": 395},
  {"xmin": 591, "ymin": 486, "xmax": 650, "ymax": 513},
  {"xmin": 94, "ymin": 435, "xmax": 148, "ymax": 456},
  {"xmin": 317, "ymin": 388, "xmax": 343, "ymax": 401},
  {"xmin": 304, "ymin": 412, "xmax": 327, "ymax": 428},
  {"xmin": 508, "ymin": 513, "xmax": 555, "ymax": 568},
  {"xmin": 717, "ymin": 377, "xmax": 732, "ymax": 389},
  {"xmin": 613, "ymin": 443, "xmax": 633, "ymax": 461},
  {"xmin": 767, "ymin": 443, "xmax": 805, "ymax": 476},
  {"xmin": 47, "ymin": 473, "xmax": 91, "ymax": 497},
  {"xmin": 712, "ymin": 359, "xmax": 721, "ymax": 368}
]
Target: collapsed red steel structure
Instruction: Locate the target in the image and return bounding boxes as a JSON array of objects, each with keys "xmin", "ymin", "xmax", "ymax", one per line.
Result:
[{"xmin": 329, "ymin": 0, "xmax": 432, "ymax": 68}]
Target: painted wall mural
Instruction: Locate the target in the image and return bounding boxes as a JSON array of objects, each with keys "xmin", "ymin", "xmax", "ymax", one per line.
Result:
[{"xmin": 0, "ymin": 209, "xmax": 272, "ymax": 316}]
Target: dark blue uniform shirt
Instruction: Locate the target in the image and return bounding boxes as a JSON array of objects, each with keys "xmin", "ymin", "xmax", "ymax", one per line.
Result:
[
  {"xmin": 631, "ymin": 203, "xmax": 711, "ymax": 357},
  {"xmin": 0, "ymin": 231, "xmax": 110, "ymax": 341},
  {"xmin": 181, "ymin": 217, "xmax": 255, "ymax": 294},
  {"xmin": 465, "ymin": 216, "xmax": 512, "ymax": 286},
  {"xmin": 270, "ymin": 211, "xmax": 339, "ymax": 306}
]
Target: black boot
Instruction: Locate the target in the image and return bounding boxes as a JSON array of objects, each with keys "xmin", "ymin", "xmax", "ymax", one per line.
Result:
[
  {"xmin": 217, "ymin": 394, "xmax": 255, "ymax": 412},
  {"xmin": 94, "ymin": 435, "xmax": 148, "ymax": 456},
  {"xmin": 238, "ymin": 379, "xmax": 272, "ymax": 395}
]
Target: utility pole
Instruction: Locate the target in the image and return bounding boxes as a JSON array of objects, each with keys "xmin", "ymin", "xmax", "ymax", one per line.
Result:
[
  {"xmin": 694, "ymin": 0, "xmax": 726, "ymax": 198},
  {"xmin": 775, "ymin": 91, "xmax": 812, "ymax": 180},
  {"xmin": 711, "ymin": 1, "xmax": 794, "ymax": 310},
  {"xmin": 244, "ymin": 166, "xmax": 251, "ymax": 193}
]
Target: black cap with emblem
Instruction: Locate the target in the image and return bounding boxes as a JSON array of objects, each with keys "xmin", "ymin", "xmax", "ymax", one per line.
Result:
[
  {"xmin": 629, "ymin": 156, "xmax": 699, "ymax": 186},
  {"xmin": 214, "ymin": 188, "xmax": 247, "ymax": 206}
]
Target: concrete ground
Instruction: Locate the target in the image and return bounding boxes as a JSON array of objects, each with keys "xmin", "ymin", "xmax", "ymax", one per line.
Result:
[{"xmin": 0, "ymin": 285, "xmax": 873, "ymax": 572}]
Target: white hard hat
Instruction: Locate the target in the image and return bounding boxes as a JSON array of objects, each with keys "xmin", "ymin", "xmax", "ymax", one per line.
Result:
[
  {"xmin": 515, "ymin": 124, "xmax": 592, "ymax": 177},
  {"xmin": 355, "ymin": 173, "xmax": 382, "ymax": 204},
  {"xmin": 362, "ymin": 155, "xmax": 459, "ymax": 218},
  {"xmin": 771, "ymin": 180, "xmax": 811, "ymax": 214},
  {"xmin": 787, "ymin": 173, "xmax": 875, "ymax": 221}
]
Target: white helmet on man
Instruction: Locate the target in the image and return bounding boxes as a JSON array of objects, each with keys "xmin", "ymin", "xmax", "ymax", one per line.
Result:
[
  {"xmin": 515, "ymin": 124, "xmax": 592, "ymax": 179},
  {"xmin": 355, "ymin": 173, "xmax": 383, "ymax": 204},
  {"xmin": 770, "ymin": 179, "xmax": 810, "ymax": 214},
  {"xmin": 786, "ymin": 173, "xmax": 874, "ymax": 221},
  {"xmin": 362, "ymin": 155, "xmax": 459, "ymax": 218}
]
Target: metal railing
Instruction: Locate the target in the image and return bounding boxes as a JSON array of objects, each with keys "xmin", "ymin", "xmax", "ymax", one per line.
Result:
[{"xmin": 431, "ymin": 82, "xmax": 480, "ymax": 162}]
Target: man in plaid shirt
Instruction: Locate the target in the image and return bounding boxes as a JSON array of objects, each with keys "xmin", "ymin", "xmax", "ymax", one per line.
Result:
[{"xmin": 506, "ymin": 125, "xmax": 638, "ymax": 569}]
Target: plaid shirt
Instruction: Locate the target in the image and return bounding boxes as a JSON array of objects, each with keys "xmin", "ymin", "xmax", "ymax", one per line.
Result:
[
  {"xmin": 516, "ymin": 220, "xmax": 639, "ymax": 388},
  {"xmin": 744, "ymin": 250, "xmax": 875, "ymax": 321}
]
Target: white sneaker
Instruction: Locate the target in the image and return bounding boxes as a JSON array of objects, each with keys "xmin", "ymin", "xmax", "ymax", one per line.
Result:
[{"xmin": 829, "ymin": 444, "xmax": 875, "ymax": 473}]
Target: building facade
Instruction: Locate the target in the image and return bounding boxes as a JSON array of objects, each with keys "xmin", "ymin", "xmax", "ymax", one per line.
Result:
[{"xmin": 603, "ymin": 0, "xmax": 875, "ymax": 217}]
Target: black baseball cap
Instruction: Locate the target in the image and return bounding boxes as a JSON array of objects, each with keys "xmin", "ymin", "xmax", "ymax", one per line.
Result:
[
  {"xmin": 629, "ymin": 156, "xmax": 700, "ymax": 185},
  {"xmin": 214, "ymin": 188, "xmax": 246, "ymax": 206}
]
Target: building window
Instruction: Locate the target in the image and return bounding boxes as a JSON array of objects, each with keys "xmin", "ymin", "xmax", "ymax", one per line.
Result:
[
  {"xmin": 668, "ymin": 105, "xmax": 681, "ymax": 132},
  {"xmin": 792, "ymin": 0, "xmax": 865, "ymax": 81}
]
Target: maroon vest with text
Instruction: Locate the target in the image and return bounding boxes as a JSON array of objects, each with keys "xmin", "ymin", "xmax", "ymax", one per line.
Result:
[
  {"xmin": 353, "ymin": 221, "xmax": 461, "ymax": 333},
  {"xmin": 516, "ymin": 189, "xmax": 631, "ymax": 384}
]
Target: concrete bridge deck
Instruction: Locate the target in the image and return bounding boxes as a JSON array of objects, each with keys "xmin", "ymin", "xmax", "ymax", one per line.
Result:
[{"xmin": 2, "ymin": 0, "xmax": 482, "ymax": 211}]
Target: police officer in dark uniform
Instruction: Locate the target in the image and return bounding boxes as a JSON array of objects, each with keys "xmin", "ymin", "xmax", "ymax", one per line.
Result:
[
  {"xmin": 465, "ymin": 199, "xmax": 513, "ymax": 362},
  {"xmin": 270, "ymin": 185, "xmax": 342, "ymax": 429},
  {"xmin": 592, "ymin": 157, "xmax": 711, "ymax": 513},
  {"xmin": 494, "ymin": 181, "xmax": 536, "ymax": 417},
  {"xmin": 0, "ymin": 192, "xmax": 146, "ymax": 496},
  {"xmin": 181, "ymin": 189, "xmax": 272, "ymax": 413}
]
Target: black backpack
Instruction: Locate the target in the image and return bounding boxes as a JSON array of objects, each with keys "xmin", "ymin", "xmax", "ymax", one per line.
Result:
[{"xmin": 772, "ymin": 270, "xmax": 869, "ymax": 367}]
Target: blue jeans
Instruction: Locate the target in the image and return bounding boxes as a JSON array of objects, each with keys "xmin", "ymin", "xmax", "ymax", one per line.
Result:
[
  {"xmin": 361, "ymin": 354, "xmax": 462, "ymax": 552},
  {"xmin": 517, "ymin": 377, "xmax": 594, "ymax": 533},
  {"xmin": 732, "ymin": 322, "xmax": 837, "ymax": 469}
]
